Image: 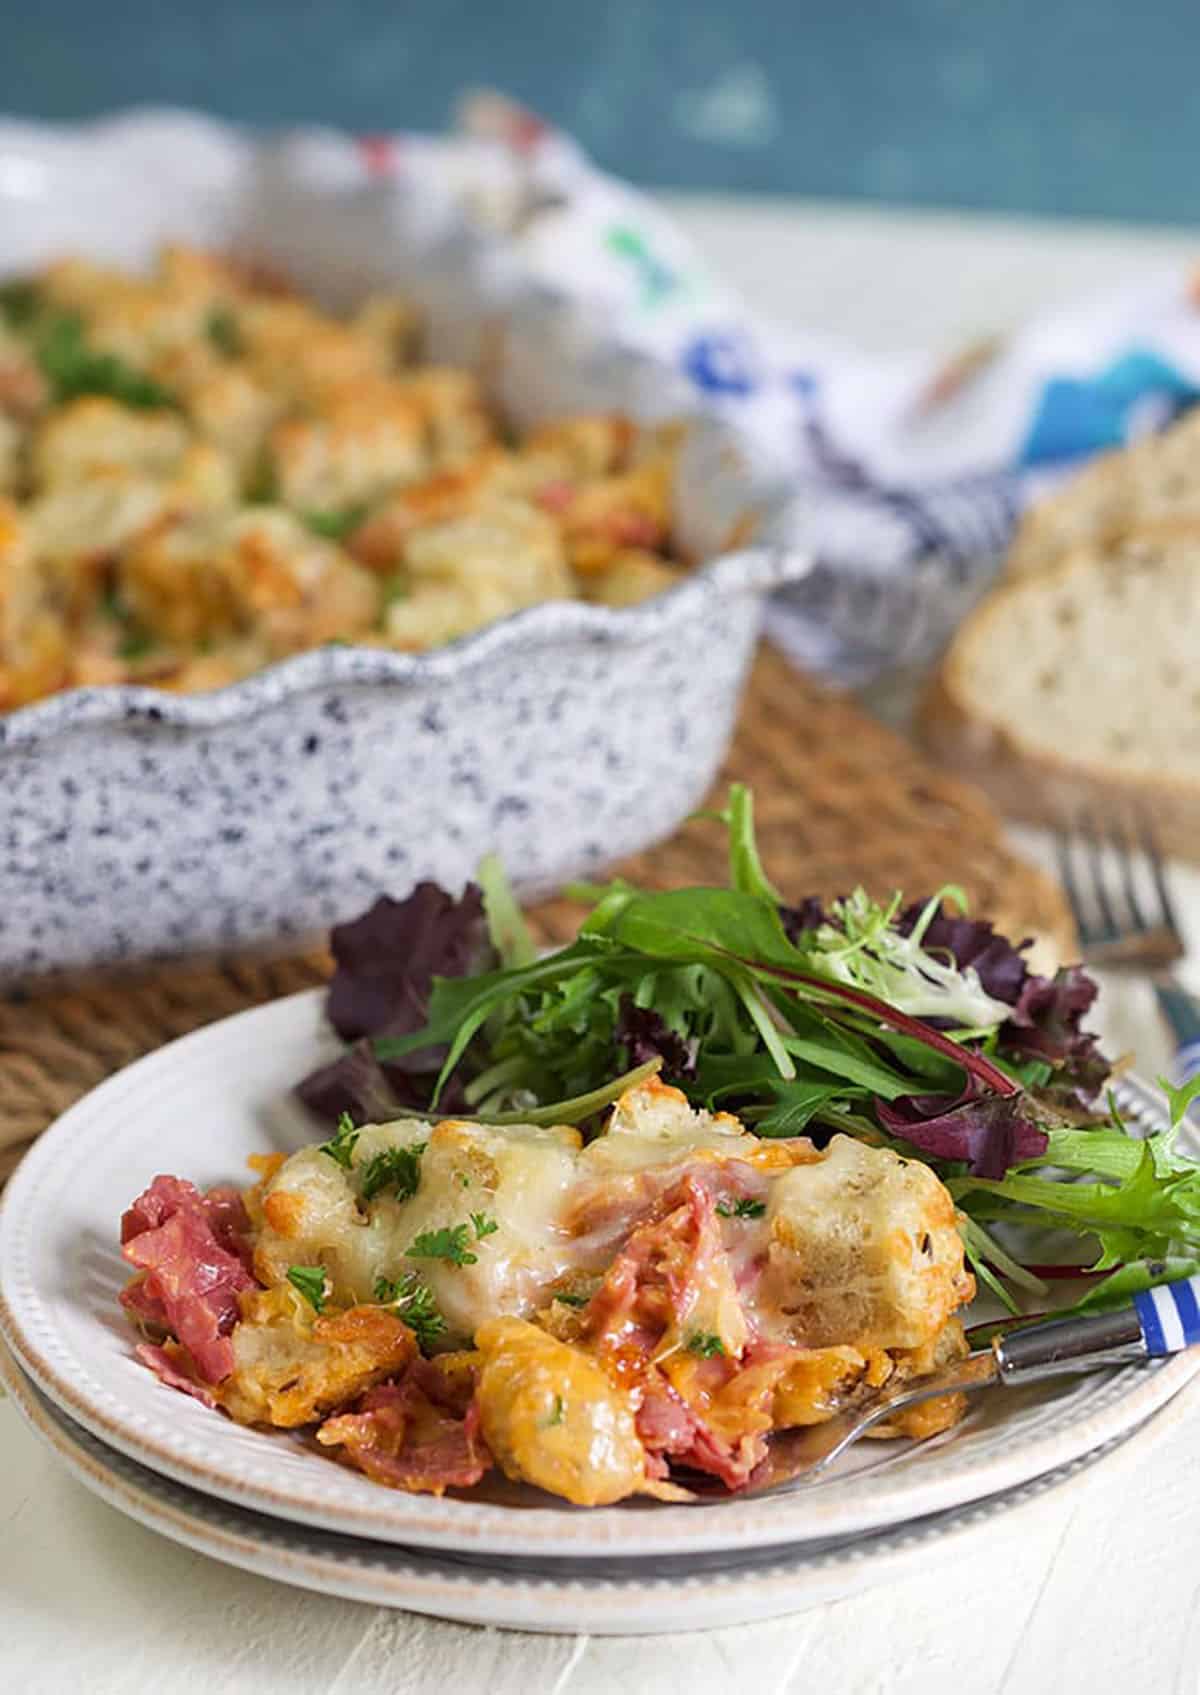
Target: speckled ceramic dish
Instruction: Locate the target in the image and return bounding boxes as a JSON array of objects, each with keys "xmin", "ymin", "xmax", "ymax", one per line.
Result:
[
  {"xmin": 3, "ymin": 1340, "xmax": 1191, "ymax": 1634},
  {"xmin": 2, "ymin": 991, "xmax": 1197, "ymax": 1563},
  {"xmin": 0, "ymin": 110, "xmax": 808, "ymax": 978}
]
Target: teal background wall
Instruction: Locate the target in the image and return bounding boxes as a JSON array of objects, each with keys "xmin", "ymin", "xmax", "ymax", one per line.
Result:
[{"xmin": 3, "ymin": 0, "xmax": 1197, "ymax": 224}]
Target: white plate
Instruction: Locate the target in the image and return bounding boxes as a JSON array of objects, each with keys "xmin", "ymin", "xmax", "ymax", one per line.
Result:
[
  {"xmin": 1, "ymin": 989, "xmax": 1196, "ymax": 1558},
  {"xmin": 3, "ymin": 1341, "xmax": 1193, "ymax": 1635}
]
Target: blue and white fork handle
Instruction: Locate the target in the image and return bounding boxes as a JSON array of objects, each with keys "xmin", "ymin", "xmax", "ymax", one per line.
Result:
[
  {"xmin": 738, "ymin": 1276, "xmax": 1200, "ymax": 1490},
  {"xmin": 996, "ymin": 1276, "xmax": 1200, "ymax": 1383}
]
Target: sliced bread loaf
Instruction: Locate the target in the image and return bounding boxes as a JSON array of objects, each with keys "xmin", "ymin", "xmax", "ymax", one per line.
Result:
[
  {"xmin": 1007, "ymin": 407, "xmax": 1200, "ymax": 576},
  {"xmin": 921, "ymin": 528, "xmax": 1200, "ymax": 858}
]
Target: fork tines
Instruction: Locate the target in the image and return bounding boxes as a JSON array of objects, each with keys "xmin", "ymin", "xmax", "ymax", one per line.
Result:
[{"xmin": 1055, "ymin": 811, "xmax": 1184, "ymax": 970}]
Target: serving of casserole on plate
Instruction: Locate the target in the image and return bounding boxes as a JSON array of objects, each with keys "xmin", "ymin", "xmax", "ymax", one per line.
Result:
[{"xmin": 3, "ymin": 790, "xmax": 1197, "ymax": 1560}]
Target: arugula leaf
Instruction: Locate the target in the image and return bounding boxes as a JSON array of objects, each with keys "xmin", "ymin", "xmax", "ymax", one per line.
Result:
[
  {"xmin": 599, "ymin": 886, "xmax": 801, "ymax": 972},
  {"xmin": 722, "ymin": 783, "xmax": 782, "ymax": 903},
  {"xmin": 407, "ymin": 1225, "xmax": 477, "ymax": 1267},
  {"xmin": 287, "ymin": 1265, "xmax": 328, "ymax": 1312},
  {"xmin": 749, "ymin": 1080, "xmax": 847, "ymax": 1137},
  {"xmin": 477, "ymin": 852, "xmax": 537, "ymax": 968}
]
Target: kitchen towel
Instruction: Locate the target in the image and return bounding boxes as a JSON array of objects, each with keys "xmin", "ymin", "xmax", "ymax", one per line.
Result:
[{"xmin": 364, "ymin": 94, "xmax": 1200, "ymax": 680}]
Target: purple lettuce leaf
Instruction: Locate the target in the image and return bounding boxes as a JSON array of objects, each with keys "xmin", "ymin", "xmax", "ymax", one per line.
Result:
[
  {"xmin": 1001, "ymin": 963, "xmax": 1110, "ymax": 1109},
  {"xmin": 296, "ymin": 1041, "xmax": 470, "ymax": 1126},
  {"xmin": 897, "ymin": 900, "xmax": 1031, "ymax": 1006},
  {"xmin": 778, "ymin": 896, "xmax": 828, "ymax": 944},
  {"xmin": 1007, "ymin": 963, "xmax": 1099, "ymax": 1049},
  {"xmin": 325, "ymin": 882, "xmax": 494, "ymax": 1042},
  {"xmin": 616, "ymin": 998, "xmax": 699, "ymax": 1080},
  {"xmin": 898, "ymin": 900, "xmax": 1110, "ymax": 1107},
  {"xmin": 876, "ymin": 1085, "xmax": 1049, "ymax": 1179},
  {"xmin": 295, "ymin": 881, "xmax": 494, "ymax": 1126}
]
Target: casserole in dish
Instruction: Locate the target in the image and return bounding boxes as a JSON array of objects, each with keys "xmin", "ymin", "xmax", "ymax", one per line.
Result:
[{"xmin": 0, "ymin": 111, "xmax": 803, "ymax": 977}]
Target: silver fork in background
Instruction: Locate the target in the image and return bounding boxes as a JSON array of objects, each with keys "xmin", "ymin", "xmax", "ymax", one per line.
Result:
[{"xmin": 1055, "ymin": 813, "xmax": 1200, "ymax": 1082}]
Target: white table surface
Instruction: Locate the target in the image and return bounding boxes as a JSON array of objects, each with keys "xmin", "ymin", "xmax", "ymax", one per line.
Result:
[{"xmin": 4, "ymin": 195, "xmax": 1200, "ymax": 1695}]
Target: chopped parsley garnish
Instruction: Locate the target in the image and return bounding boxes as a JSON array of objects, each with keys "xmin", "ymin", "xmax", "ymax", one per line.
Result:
[
  {"xmin": 206, "ymin": 306, "xmax": 243, "ymax": 357},
  {"xmin": 545, "ymin": 1394, "xmax": 566, "ymax": 1427},
  {"xmin": 686, "ymin": 1332, "xmax": 726, "ymax": 1358},
  {"xmin": 302, "ymin": 503, "xmax": 368, "ymax": 541},
  {"xmin": 0, "ymin": 278, "xmax": 40, "ymax": 329},
  {"xmin": 553, "ymin": 1292, "xmax": 590, "ymax": 1309},
  {"xmin": 245, "ymin": 458, "xmax": 278, "ymax": 504},
  {"xmin": 373, "ymin": 1271, "xmax": 446, "ymax": 1351},
  {"xmin": 406, "ymin": 1214, "xmax": 497, "ymax": 1265},
  {"xmin": 407, "ymin": 1224, "xmax": 477, "ymax": 1267},
  {"xmin": 360, "ymin": 1142, "xmax": 426, "ymax": 1204},
  {"xmin": 287, "ymin": 1265, "xmax": 328, "ymax": 1313},
  {"xmin": 377, "ymin": 574, "xmax": 409, "ymax": 626},
  {"xmin": 318, "ymin": 1111, "xmax": 360, "ymax": 1171},
  {"xmin": 118, "ymin": 626, "xmax": 157, "ymax": 662},
  {"xmin": 35, "ymin": 312, "xmax": 177, "ymax": 409},
  {"xmin": 99, "ymin": 584, "xmax": 156, "ymax": 660},
  {"xmin": 716, "ymin": 1197, "xmax": 766, "ymax": 1219}
]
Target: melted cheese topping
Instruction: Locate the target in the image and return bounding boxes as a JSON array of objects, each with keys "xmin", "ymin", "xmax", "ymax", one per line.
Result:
[{"xmin": 254, "ymin": 1080, "xmax": 973, "ymax": 1355}]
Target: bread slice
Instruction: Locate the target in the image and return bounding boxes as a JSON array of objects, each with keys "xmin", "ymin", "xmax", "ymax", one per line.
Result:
[
  {"xmin": 1008, "ymin": 407, "xmax": 1200, "ymax": 576},
  {"xmin": 921, "ymin": 529, "xmax": 1200, "ymax": 858}
]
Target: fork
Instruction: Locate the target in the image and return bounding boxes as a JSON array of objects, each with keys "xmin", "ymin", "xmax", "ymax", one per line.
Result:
[
  {"xmin": 685, "ymin": 1274, "xmax": 1200, "ymax": 1497},
  {"xmin": 1055, "ymin": 814, "xmax": 1200, "ymax": 1084}
]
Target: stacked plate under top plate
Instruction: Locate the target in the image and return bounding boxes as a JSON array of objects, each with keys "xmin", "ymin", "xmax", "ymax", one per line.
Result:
[{"xmin": 1, "ymin": 992, "xmax": 1197, "ymax": 1633}]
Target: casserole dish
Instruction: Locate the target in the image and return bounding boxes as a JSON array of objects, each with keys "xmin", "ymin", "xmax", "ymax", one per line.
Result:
[{"xmin": 0, "ymin": 111, "xmax": 805, "ymax": 978}]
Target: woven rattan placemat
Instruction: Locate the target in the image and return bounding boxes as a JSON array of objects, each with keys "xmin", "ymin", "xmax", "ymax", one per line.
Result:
[{"xmin": 0, "ymin": 645, "xmax": 1072, "ymax": 1175}]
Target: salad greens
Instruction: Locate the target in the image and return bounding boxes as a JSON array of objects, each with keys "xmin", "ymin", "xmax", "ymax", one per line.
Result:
[{"xmin": 296, "ymin": 785, "xmax": 1200, "ymax": 1316}]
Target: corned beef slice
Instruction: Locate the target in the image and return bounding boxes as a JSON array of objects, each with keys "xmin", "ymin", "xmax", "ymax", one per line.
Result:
[
  {"xmin": 317, "ymin": 1370, "xmax": 490, "ymax": 1494},
  {"xmin": 135, "ymin": 1342, "xmax": 218, "ymax": 1409},
  {"xmin": 587, "ymin": 1175, "xmax": 769, "ymax": 1489},
  {"xmin": 120, "ymin": 1175, "xmax": 256, "ymax": 1383}
]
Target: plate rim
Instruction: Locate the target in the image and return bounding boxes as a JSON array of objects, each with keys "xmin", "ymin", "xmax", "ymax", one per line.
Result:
[
  {"xmin": 5, "ymin": 1339, "xmax": 1194, "ymax": 1635},
  {"xmin": 2, "ymin": 987, "xmax": 1197, "ymax": 1559}
]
